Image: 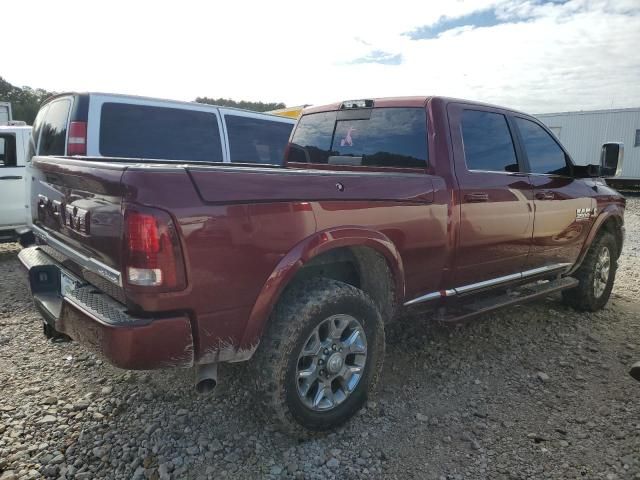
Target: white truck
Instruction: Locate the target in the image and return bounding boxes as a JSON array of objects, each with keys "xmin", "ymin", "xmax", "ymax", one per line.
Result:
[{"xmin": 0, "ymin": 122, "xmax": 32, "ymax": 242}]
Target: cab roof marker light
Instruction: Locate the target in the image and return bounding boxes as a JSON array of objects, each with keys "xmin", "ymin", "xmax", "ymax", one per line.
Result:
[{"xmin": 340, "ymin": 99, "xmax": 374, "ymax": 109}]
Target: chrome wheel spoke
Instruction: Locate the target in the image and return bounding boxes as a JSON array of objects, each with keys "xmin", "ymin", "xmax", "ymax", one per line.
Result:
[
  {"xmin": 593, "ymin": 246, "xmax": 611, "ymax": 298},
  {"xmin": 298, "ymin": 362, "xmax": 318, "ymax": 379},
  {"xmin": 343, "ymin": 329, "xmax": 366, "ymax": 354},
  {"xmin": 340, "ymin": 365, "xmax": 363, "ymax": 392},
  {"xmin": 298, "ymin": 377, "xmax": 316, "ymax": 397},
  {"xmin": 312, "ymin": 383, "xmax": 333, "ymax": 408},
  {"xmin": 329, "ymin": 315, "xmax": 350, "ymax": 340},
  {"xmin": 302, "ymin": 330, "xmax": 322, "ymax": 356}
]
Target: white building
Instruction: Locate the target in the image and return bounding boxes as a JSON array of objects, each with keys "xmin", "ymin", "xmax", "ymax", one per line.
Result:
[{"xmin": 536, "ymin": 107, "xmax": 640, "ymax": 184}]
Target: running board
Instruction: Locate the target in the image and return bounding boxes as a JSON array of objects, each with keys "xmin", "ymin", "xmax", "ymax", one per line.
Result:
[{"xmin": 437, "ymin": 276, "xmax": 579, "ymax": 324}]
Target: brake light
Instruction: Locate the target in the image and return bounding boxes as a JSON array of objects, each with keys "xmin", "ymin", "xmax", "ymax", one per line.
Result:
[
  {"xmin": 124, "ymin": 208, "xmax": 186, "ymax": 290},
  {"xmin": 67, "ymin": 122, "xmax": 87, "ymax": 156}
]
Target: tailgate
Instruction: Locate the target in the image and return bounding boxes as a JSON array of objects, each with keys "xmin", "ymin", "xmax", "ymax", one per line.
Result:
[{"xmin": 30, "ymin": 156, "xmax": 127, "ymax": 285}]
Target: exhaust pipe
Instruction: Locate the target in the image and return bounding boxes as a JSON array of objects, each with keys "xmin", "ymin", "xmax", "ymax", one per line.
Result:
[
  {"xmin": 630, "ymin": 361, "xmax": 640, "ymax": 382},
  {"xmin": 195, "ymin": 363, "xmax": 218, "ymax": 394}
]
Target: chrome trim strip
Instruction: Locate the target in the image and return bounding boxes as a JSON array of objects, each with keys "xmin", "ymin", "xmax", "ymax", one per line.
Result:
[
  {"xmin": 522, "ymin": 263, "xmax": 572, "ymax": 278},
  {"xmin": 403, "ymin": 291, "xmax": 441, "ymax": 306},
  {"xmin": 454, "ymin": 272, "xmax": 522, "ymax": 295},
  {"xmin": 32, "ymin": 225, "xmax": 122, "ymax": 286},
  {"xmin": 403, "ymin": 263, "xmax": 572, "ymax": 306}
]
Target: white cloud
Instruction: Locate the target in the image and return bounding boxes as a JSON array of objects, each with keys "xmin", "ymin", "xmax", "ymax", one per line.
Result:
[{"xmin": 2, "ymin": 0, "xmax": 639, "ymax": 113}]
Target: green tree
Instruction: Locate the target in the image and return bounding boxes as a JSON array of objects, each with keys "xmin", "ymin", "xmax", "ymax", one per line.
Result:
[
  {"xmin": 195, "ymin": 96, "xmax": 285, "ymax": 112},
  {"xmin": 0, "ymin": 77, "xmax": 54, "ymax": 124}
]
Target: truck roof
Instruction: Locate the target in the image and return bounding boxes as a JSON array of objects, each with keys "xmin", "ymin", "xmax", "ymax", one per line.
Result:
[
  {"xmin": 302, "ymin": 96, "xmax": 530, "ymax": 117},
  {"xmin": 42, "ymin": 92, "xmax": 295, "ymax": 120}
]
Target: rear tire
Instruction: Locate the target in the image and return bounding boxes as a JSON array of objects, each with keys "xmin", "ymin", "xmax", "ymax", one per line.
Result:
[
  {"xmin": 252, "ymin": 277, "xmax": 385, "ymax": 434},
  {"xmin": 562, "ymin": 231, "xmax": 618, "ymax": 312}
]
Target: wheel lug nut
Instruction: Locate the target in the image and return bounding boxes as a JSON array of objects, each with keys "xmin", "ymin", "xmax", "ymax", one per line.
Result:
[
  {"xmin": 324, "ymin": 349, "xmax": 329, "ymax": 354},
  {"xmin": 332, "ymin": 345, "xmax": 337, "ymax": 350},
  {"xmin": 318, "ymin": 359, "xmax": 324, "ymax": 365}
]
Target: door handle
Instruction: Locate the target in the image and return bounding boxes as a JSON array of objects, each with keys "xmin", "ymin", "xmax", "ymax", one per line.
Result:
[
  {"xmin": 0, "ymin": 176, "xmax": 23, "ymax": 180},
  {"xmin": 465, "ymin": 192, "xmax": 489, "ymax": 203},
  {"xmin": 535, "ymin": 191, "xmax": 555, "ymax": 200}
]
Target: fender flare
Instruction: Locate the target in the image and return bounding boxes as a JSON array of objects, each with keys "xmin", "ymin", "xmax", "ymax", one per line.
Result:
[
  {"xmin": 569, "ymin": 204, "xmax": 624, "ymax": 274},
  {"xmin": 239, "ymin": 227, "xmax": 405, "ymax": 350}
]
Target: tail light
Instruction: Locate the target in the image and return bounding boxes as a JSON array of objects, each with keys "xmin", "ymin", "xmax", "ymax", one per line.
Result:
[
  {"xmin": 67, "ymin": 122, "xmax": 87, "ymax": 156},
  {"xmin": 123, "ymin": 206, "xmax": 186, "ymax": 291}
]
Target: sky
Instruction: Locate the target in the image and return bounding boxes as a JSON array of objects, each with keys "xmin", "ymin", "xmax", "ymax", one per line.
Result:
[{"xmin": 3, "ymin": 0, "xmax": 640, "ymax": 113}]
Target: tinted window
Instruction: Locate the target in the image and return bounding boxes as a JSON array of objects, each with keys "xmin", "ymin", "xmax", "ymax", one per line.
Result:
[
  {"xmin": 39, "ymin": 100, "xmax": 71, "ymax": 156},
  {"xmin": 288, "ymin": 112, "xmax": 336, "ymax": 164},
  {"xmin": 100, "ymin": 103, "xmax": 223, "ymax": 162},
  {"xmin": 225, "ymin": 115, "xmax": 293, "ymax": 165},
  {"xmin": 0, "ymin": 135, "xmax": 17, "ymax": 167},
  {"xmin": 515, "ymin": 117, "xmax": 569, "ymax": 175},
  {"xmin": 461, "ymin": 110, "xmax": 518, "ymax": 172},
  {"xmin": 290, "ymin": 108, "xmax": 428, "ymax": 168}
]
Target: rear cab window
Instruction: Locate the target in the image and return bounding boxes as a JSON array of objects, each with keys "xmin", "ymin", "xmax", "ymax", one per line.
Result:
[
  {"xmin": 224, "ymin": 114, "xmax": 293, "ymax": 165},
  {"xmin": 39, "ymin": 99, "xmax": 72, "ymax": 156},
  {"xmin": 289, "ymin": 107, "xmax": 428, "ymax": 169},
  {"xmin": 99, "ymin": 103, "xmax": 223, "ymax": 162}
]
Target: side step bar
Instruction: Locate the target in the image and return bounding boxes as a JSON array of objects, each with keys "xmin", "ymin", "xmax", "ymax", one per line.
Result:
[{"xmin": 438, "ymin": 276, "xmax": 579, "ymax": 324}]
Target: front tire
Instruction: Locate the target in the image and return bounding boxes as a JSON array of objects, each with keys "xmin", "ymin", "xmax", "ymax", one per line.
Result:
[
  {"xmin": 562, "ymin": 231, "xmax": 618, "ymax": 311},
  {"xmin": 253, "ymin": 278, "xmax": 385, "ymax": 433}
]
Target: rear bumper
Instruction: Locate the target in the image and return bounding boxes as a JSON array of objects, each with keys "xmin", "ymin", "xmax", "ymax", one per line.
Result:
[{"xmin": 18, "ymin": 246, "xmax": 194, "ymax": 370}]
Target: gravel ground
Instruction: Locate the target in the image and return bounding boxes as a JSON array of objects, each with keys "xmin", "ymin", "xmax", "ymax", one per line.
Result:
[{"xmin": 1, "ymin": 198, "xmax": 639, "ymax": 480}]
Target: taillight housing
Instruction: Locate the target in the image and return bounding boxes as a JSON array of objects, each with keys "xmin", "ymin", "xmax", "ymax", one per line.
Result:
[
  {"xmin": 67, "ymin": 121, "xmax": 87, "ymax": 156},
  {"xmin": 123, "ymin": 206, "xmax": 186, "ymax": 291}
]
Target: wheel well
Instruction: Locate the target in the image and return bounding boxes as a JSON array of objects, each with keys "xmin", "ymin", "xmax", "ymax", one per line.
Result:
[
  {"xmin": 599, "ymin": 216, "xmax": 623, "ymax": 258},
  {"xmin": 285, "ymin": 246, "xmax": 397, "ymax": 321}
]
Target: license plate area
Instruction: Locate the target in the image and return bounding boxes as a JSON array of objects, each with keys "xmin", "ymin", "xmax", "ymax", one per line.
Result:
[{"xmin": 60, "ymin": 270, "xmax": 83, "ymax": 297}]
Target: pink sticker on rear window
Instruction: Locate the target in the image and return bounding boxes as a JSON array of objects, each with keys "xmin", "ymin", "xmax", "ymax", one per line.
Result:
[{"xmin": 340, "ymin": 127, "xmax": 355, "ymax": 147}]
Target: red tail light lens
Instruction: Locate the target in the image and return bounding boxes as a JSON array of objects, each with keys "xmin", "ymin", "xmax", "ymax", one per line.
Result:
[
  {"xmin": 124, "ymin": 207, "xmax": 185, "ymax": 291},
  {"xmin": 67, "ymin": 121, "xmax": 87, "ymax": 156}
]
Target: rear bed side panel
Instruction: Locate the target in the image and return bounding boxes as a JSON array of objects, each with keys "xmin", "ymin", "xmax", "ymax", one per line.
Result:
[{"xmin": 126, "ymin": 166, "xmax": 446, "ymax": 361}]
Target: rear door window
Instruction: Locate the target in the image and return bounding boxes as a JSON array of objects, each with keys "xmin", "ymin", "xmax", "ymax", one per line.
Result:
[
  {"xmin": 515, "ymin": 117, "xmax": 570, "ymax": 175},
  {"xmin": 99, "ymin": 103, "xmax": 223, "ymax": 162},
  {"xmin": 39, "ymin": 100, "xmax": 71, "ymax": 156},
  {"xmin": 460, "ymin": 110, "xmax": 519, "ymax": 172},
  {"xmin": 289, "ymin": 108, "xmax": 428, "ymax": 168},
  {"xmin": 224, "ymin": 115, "xmax": 293, "ymax": 165}
]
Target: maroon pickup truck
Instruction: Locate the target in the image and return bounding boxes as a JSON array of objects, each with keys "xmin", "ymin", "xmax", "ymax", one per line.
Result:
[{"xmin": 20, "ymin": 96, "xmax": 625, "ymax": 432}]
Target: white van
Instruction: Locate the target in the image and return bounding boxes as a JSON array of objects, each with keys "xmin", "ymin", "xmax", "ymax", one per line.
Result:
[{"xmin": 29, "ymin": 93, "xmax": 296, "ymax": 165}]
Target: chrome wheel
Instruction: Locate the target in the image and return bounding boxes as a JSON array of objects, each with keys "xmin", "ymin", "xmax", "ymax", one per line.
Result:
[
  {"xmin": 296, "ymin": 314, "xmax": 367, "ymax": 412},
  {"xmin": 593, "ymin": 246, "xmax": 611, "ymax": 298}
]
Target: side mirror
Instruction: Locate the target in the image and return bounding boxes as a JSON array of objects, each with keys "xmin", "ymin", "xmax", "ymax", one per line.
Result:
[{"xmin": 600, "ymin": 142, "xmax": 624, "ymax": 178}]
